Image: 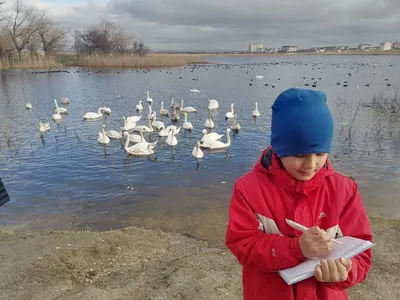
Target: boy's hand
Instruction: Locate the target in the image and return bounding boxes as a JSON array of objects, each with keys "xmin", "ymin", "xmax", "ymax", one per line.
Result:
[
  {"xmin": 298, "ymin": 226, "xmax": 332, "ymax": 258},
  {"xmin": 315, "ymin": 257, "xmax": 352, "ymax": 282}
]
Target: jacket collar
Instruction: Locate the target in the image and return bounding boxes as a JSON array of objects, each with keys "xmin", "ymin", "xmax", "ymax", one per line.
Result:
[{"xmin": 254, "ymin": 147, "xmax": 335, "ymax": 195}]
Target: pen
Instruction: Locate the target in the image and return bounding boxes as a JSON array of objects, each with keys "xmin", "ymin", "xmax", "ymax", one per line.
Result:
[{"xmin": 285, "ymin": 218, "xmax": 344, "ymax": 246}]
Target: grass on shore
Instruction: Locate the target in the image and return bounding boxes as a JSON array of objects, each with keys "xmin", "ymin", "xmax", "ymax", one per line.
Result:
[
  {"xmin": 0, "ymin": 54, "xmax": 62, "ymax": 69},
  {"xmin": 74, "ymin": 54, "xmax": 207, "ymax": 68}
]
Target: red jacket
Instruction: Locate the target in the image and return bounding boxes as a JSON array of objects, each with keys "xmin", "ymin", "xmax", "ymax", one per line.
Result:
[{"xmin": 226, "ymin": 148, "xmax": 372, "ymax": 300}]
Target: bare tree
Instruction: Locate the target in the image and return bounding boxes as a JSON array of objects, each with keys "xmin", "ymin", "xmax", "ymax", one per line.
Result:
[
  {"xmin": 4, "ymin": 0, "xmax": 45, "ymax": 57},
  {"xmin": 74, "ymin": 20, "xmax": 147, "ymax": 55},
  {"xmin": 38, "ymin": 22, "xmax": 67, "ymax": 56}
]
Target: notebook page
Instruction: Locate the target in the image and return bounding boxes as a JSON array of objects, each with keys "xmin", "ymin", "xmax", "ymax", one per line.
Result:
[{"xmin": 279, "ymin": 236, "xmax": 373, "ymax": 285}]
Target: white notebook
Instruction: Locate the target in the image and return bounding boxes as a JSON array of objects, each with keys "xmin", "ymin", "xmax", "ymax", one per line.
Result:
[{"xmin": 278, "ymin": 236, "xmax": 374, "ymax": 285}]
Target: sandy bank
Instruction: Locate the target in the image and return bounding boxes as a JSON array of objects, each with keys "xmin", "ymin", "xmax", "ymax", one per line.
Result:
[{"xmin": 0, "ymin": 216, "xmax": 399, "ymax": 300}]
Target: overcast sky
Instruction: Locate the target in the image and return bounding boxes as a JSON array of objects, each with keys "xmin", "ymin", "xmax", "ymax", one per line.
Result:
[{"xmin": 15, "ymin": 0, "xmax": 400, "ymax": 51}]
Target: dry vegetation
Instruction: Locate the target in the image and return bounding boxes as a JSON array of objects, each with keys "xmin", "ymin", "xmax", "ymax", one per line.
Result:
[
  {"xmin": 75, "ymin": 53, "xmax": 206, "ymax": 68},
  {"xmin": 0, "ymin": 54, "xmax": 61, "ymax": 69},
  {"xmin": 0, "ymin": 215, "xmax": 399, "ymax": 300}
]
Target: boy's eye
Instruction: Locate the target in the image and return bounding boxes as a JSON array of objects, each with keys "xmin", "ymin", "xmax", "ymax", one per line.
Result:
[
  {"xmin": 295, "ymin": 154, "xmax": 304, "ymax": 157},
  {"xmin": 316, "ymin": 153, "xmax": 326, "ymax": 156}
]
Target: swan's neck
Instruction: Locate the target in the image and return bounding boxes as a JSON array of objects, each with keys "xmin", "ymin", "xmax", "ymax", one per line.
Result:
[
  {"xmin": 231, "ymin": 104, "xmax": 234, "ymax": 113},
  {"xmin": 98, "ymin": 108, "xmax": 103, "ymax": 115},
  {"xmin": 149, "ymin": 105, "xmax": 152, "ymax": 113},
  {"xmin": 181, "ymin": 99, "xmax": 184, "ymax": 107},
  {"xmin": 184, "ymin": 113, "xmax": 188, "ymax": 122},
  {"xmin": 124, "ymin": 135, "xmax": 129, "ymax": 150},
  {"xmin": 147, "ymin": 91, "xmax": 150, "ymax": 98},
  {"xmin": 226, "ymin": 130, "xmax": 231, "ymax": 145},
  {"xmin": 140, "ymin": 130, "xmax": 144, "ymax": 141},
  {"xmin": 171, "ymin": 97, "xmax": 174, "ymax": 104},
  {"xmin": 160, "ymin": 101, "xmax": 164, "ymax": 110},
  {"xmin": 255, "ymin": 102, "xmax": 258, "ymax": 110},
  {"xmin": 148, "ymin": 119, "xmax": 153, "ymax": 129}
]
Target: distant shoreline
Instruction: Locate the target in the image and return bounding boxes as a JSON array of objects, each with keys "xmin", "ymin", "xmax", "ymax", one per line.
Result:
[{"xmin": 195, "ymin": 51, "xmax": 400, "ymax": 57}]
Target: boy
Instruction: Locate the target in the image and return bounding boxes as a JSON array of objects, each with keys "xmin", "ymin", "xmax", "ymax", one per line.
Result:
[{"xmin": 225, "ymin": 88, "xmax": 372, "ymax": 300}]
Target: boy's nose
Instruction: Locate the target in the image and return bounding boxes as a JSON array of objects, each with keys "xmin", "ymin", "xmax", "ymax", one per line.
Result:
[{"xmin": 303, "ymin": 155, "xmax": 317, "ymax": 169}]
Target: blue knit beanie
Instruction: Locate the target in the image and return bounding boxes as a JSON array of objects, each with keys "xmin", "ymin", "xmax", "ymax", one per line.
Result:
[{"xmin": 271, "ymin": 88, "xmax": 333, "ymax": 157}]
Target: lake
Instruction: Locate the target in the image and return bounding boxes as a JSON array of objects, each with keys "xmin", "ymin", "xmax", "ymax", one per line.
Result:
[{"xmin": 1, "ymin": 55, "xmax": 400, "ymax": 237}]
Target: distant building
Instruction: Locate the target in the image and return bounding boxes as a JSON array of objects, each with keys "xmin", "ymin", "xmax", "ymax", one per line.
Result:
[
  {"xmin": 282, "ymin": 46, "xmax": 297, "ymax": 53},
  {"xmin": 358, "ymin": 44, "xmax": 372, "ymax": 50},
  {"xmin": 392, "ymin": 42, "xmax": 400, "ymax": 50},
  {"xmin": 249, "ymin": 44, "xmax": 264, "ymax": 53},
  {"xmin": 380, "ymin": 41, "xmax": 393, "ymax": 51},
  {"xmin": 265, "ymin": 48, "xmax": 279, "ymax": 53}
]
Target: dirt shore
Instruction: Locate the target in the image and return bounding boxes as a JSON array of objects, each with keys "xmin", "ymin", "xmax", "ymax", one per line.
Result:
[{"xmin": 0, "ymin": 215, "xmax": 399, "ymax": 300}]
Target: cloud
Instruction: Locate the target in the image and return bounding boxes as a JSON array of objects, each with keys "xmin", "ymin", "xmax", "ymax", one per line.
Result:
[{"xmin": 9, "ymin": 0, "xmax": 400, "ymax": 50}]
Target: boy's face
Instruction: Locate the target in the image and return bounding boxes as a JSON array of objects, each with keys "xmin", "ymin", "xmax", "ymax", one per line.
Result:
[{"xmin": 280, "ymin": 153, "xmax": 328, "ymax": 181}]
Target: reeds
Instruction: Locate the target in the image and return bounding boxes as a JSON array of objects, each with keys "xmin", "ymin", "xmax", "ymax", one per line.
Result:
[
  {"xmin": 75, "ymin": 53, "xmax": 207, "ymax": 68},
  {"xmin": 0, "ymin": 54, "xmax": 62, "ymax": 69}
]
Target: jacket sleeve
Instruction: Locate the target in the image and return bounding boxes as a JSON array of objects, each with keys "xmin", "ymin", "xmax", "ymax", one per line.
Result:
[
  {"xmin": 225, "ymin": 181, "xmax": 306, "ymax": 273},
  {"xmin": 327, "ymin": 182, "xmax": 372, "ymax": 290},
  {"xmin": 0, "ymin": 177, "xmax": 10, "ymax": 208}
]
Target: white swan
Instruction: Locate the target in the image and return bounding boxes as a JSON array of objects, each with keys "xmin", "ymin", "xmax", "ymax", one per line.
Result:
[
  {"xmin": 182, "ymin": 112, "xmax": 193, "ymax": 131},
  {"xmin": 123, "ymin": 132, "xmax": 156, "ymax": 156},
  {"xmin": 180, "ymin": 99, "xmax": 197, "ymax": 112},
  {"xmin": 192, "ymin": 141, "xmax": 204, "ymax": 159},
  {"xmin": 146, "ymin": 91, "xmax": 153, "ymax": 104},
  {"xmin": 201, "ymin": 128, "xmax": 231, "ymax": 150},
  {"xmin": 166, "ymin": 127, "xmax": 178, "ymax": 146},
  {"xmin": 147, "ymin": 104, "xmax": 155, "ymax": 120},
  {"xmin": 54, "ymin": 99, "xmax": 68, "ymax": 114},
  {"xmin": 151, "ymin": 113, "xmax": 165, "ymax": 130},
  {"xmin": 225, "ymin": 103, "xmax": 235, "ymax": 119},
  {"xmin": 61, "ymin": 97, "xmax": 70, "ymax": 104},
  {"xmin": 39, "ymin": 120, "xmax": 50, "ymax": 132},
  {"xmin": 204, "ymin": 114, "xmax": 214, "ymax": 129},
  {"xmin": 52, "ymin": 107, "xmax": 62, "ymax": 121},
  {"xmin": 231, "ymin": 114, "xmax": 241, "ymax": 132},
  {"xmin": 256, "ymin": 73, "xmax": 264, "ymax": 79},
  {"xmin": 190, "ymin": 89, "xmax": 200, "ymax": 93},
  {"xmin": 97, "ymin": 125, "xmax": 110, "ymax": 144},
  {"xmin": 207, "ymin": 99, "xmax": 219, "ymax": 110},
  {"xmin": 170, "ymin": 96, "xmax": 175, "ymax": 108},
  {"xmin": 134, "ymin": 119, "xmax": 154, "ymax": 133},
  {"xmin": 128, "ymin": 129, "xmax": 146, "ymax": 143},
  {"xmin": 84, "ymin": 107, "xmax": 104, "ymax": 120},
  {"xmin": 252, "ymin": 102, "xmax": 261, "ymax": 117},
  {"xmin": 25, "ymin": 102, "xmax": 32, "ymax": 109},
  {"xmin": 136, "ymin": 100, "xmax": 143, "ymax": 111},
  {"xmin": 159, "ymin": 125, "xmax": 181, "ymax": 137},
  {"xmin": 106, "ymin": 127, "xmax": 123, "ymax": 139},
  {"xmin": 200, "ymin": 129, "xmax": 224, "ymax": 143},
  {"xmin": 160, "ymin": 101, "xmax": 169, "ymax": 116}
]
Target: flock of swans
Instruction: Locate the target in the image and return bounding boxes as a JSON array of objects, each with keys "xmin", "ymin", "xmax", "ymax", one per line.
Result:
[{"xmin": 27, "ymin": 85, "xmax": 263, "ymax": 159}]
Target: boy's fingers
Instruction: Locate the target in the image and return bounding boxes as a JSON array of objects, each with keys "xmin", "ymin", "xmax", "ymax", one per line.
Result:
[
  {"xmin": 307, "ymin": 226, "xmax": 321, "ymax": 234},
  {"xmin": 340, "ymin": 257, "xmax": 352, "ymax": 272},
  {"xmin": 314, "ymin": 265, "xmax": 323, "ymax": 282},
  {"xmin": 320, "ymin": 259, "xmax": 330, "ymax": 280},
  {"xmin": 335, "ymin": 259, "xmax": 348, "ymax": 281}
]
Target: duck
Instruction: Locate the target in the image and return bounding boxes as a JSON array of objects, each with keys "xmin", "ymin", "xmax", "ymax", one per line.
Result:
[
  {"xmin": 25, "ymin": 102, "xmax": 32, "ymax": 109},
  {"xmin": 200, "ymin": 129, "xmax": 224, "ymax": 143},
  {"xmin": 182, "ymin": 112, "xmax": 193, "ymax": 131},
  {"xmin": 61, "ymin": 97, "xmax": 70, "ymax": 104},
  {"xmin": 134, "ymin": 119, "xmax": 154, "ymax": 133},
  {"xmin": 160, "ymin": 101, "xmax": 169, "ymax": 116},
  {"xmin": 200, "ymin": 128, "xmax": 231, "ymax": 150},
  {"xmin": 105, "ymin": 127, "xmax": 123, "ymax": 139},
  {"xmin": 159, "ymin": 125, "xmax": 181, "ymax": 137},
  {"xmin": 256, "ymin": 73, "xmax": 264, "ymax": 79},
  {"xmin": 39, "ymin": 120, "xmax": 51, "ymax": 132},
  {"xmin": 97, "ymin": 125, "xmax": 110, "ymax": 144},
  {"xmin": 207, "ymin": 99, "xmax": 219, "ymax": 110},
  {"xmin": 84, "ymin": 107, "xmax": 104, "ymax": 120},
  {"xmin": 180, "ymin": 99, "xmax": 197, "ymax": 112},
  {"xmin": 190, "ymin": 89, "xmax": 200, "ymax": 93},
  {"xmin": 192, "ymin": 141, "xmax": 204, "ymax": 159},
  {"xmin": 146, "ymin": 91, "xmax": 153, "ymax": 104},
  {"xmin": 231, "ymin": 114, "xmax": 241, "ymax": 132},
  {"xmin": 54, "ymin": 99, "xmax": 68, "ymax": 114},
  {"xmin": 225, "ymin": 103, "xmax": 235, "ymax": 119},
  {"xmin": 204, "ymin": 114, "xmax": 214, "ymax": 129},
  {"xmin": 52, "ymin": 107, "xmax": 62, "ymax": 121},
  {"xmin": 136, "ymin": 100, "xmax": 143, "ymax": 111},
  {"xmin": 252, "ymin": 102, "xmax": 261, "ymax": 117},
  {"xmin": 166, "ymin": 127, "xmax": 178, "ymax": 146}
]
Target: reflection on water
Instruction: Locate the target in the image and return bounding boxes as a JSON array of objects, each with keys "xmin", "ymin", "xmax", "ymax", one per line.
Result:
[{"xmin": 1, "ymin": 55, "xmax": 400, "ymax": 234}]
